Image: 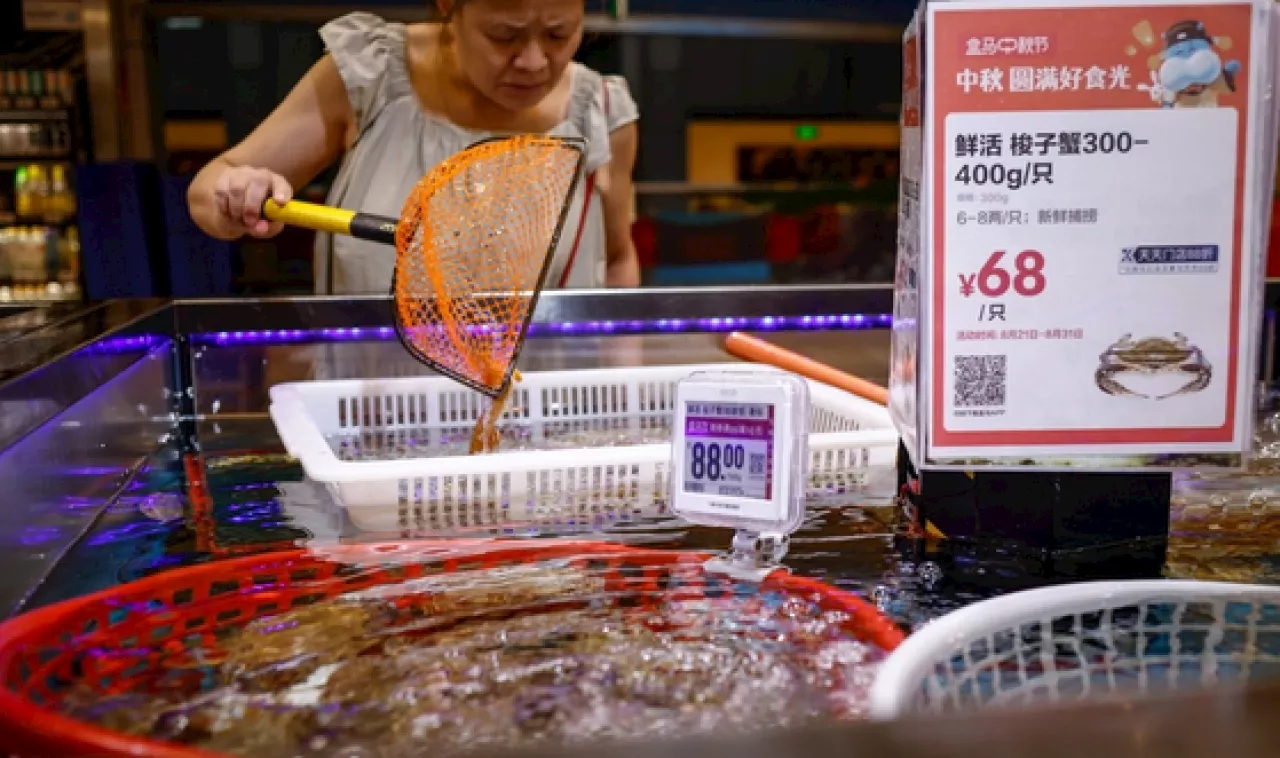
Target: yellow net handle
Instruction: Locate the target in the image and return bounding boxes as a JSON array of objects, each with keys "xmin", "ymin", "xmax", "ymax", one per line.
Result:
[{"xmin": 262, "ymin": 199, "xmax": 398, "ymax": 245}]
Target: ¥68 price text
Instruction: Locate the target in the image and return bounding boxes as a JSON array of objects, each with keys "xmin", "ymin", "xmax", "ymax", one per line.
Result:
[
  {"xmin": 958, "ymin": 250, "xmax": 1046, "ymax": 323},
  {"xmin": 958, "ymin": 250, "xmax": 1046, "ymax": 298}
]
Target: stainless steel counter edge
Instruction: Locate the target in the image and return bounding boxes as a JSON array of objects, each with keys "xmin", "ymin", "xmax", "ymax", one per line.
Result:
[
  {"xmin": 171, "ymin": 285, "xmax": 896, "ymax": 334},
  {"xmin": 9, "ymin": 278, "xmax": 1280, "ymax": 353}
]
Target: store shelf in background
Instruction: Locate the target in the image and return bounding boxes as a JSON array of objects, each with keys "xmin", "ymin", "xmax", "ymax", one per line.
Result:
[
  {"xmin": 630, "ymin": 198, "xmax": 896, "ymax": 286},
  {"xmin": 0, "ymin": 158, "xmax": 71, "ymax": 168},
  {"xmin": 0, "ymin": 289, "xmax": 79, "ymax": 304},
  {"xmin": 0, "ymin": 109, "xmax": 68, "ymax": 122},
  {"xmin": 0, "ymin": 214, "xmax": 75, "ymax": 226},
  {"xmin": 0, "ymin": 69, "xmax": 75, "ymax": 116},
  {"xmin": 0, "ymin": 124, "xmax": 72, "ymax": 158},
  {"xmin": 0, "ymin": 225, "xmax": 80, "ymax": 301},
  {"xmin": 685, "ymin": 121, "xmax": 900, "ymax": 186}
]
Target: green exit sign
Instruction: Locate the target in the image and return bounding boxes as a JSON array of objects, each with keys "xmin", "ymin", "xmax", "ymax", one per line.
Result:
[{"xmin": 794, "ymin": 124, "xmax": 820, "ymax": 141}]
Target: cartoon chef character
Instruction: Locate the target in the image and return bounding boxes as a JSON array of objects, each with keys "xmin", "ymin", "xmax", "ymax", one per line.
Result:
[{"xmin": 1154, "ymin": 20, "xmax": 1241, "ymax": 108}]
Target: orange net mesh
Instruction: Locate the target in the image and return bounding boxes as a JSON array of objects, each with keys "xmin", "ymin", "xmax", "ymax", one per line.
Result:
[{"xmin": 393, "ymin": 135, "xmax": 585, "ymax": 399}]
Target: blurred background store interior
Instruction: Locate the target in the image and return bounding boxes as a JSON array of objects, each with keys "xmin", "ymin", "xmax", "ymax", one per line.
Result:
[{"xmin": 1, "ymin": 0, "xmax": 1276, "ymax": 303}]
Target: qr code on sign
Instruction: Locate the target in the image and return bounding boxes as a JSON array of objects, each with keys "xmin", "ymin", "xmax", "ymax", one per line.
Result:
[
  {"xmin": 954, "ymin": 355, "xmax": 1007, "ymax": 407},
  {"xmin": 749, "ymin": 453, "xmax": 766, "ymax": 475}
]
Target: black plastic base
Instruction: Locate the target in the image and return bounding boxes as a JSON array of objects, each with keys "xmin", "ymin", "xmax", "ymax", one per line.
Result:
[{"xmin": 896, "ymin": 442, "xmax": 1170, "ymax": 587}]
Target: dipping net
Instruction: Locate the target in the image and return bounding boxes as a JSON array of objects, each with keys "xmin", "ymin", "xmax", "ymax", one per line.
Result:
[{"xmin": 392, "ymin": 135, "xmax": 586, "ymax": 398}]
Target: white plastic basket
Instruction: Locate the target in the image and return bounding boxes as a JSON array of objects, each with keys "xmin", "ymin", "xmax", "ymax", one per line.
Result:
[
  {"xmin": 268, "ymin": 363, "xmax": 897, "ymax": 530},
  {"xmin": 868, "ymin": 580, "xmax": 1280, "ymax": 720},
  {"xmin": 278, "ymin": 472, "xmax": 677, "ymax": 537}
]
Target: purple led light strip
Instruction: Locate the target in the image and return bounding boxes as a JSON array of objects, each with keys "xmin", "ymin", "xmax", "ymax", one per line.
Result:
[
  {"xmin": 191, "ymin": 313, "xmax": 893, "ymax": 346},
  {"xmin": 81, "ymin": 335, "xmax": 169, "ymax": 354}
]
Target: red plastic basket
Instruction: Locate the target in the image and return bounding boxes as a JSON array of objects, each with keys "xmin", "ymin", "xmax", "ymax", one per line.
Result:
[{"xmin": 0, "ymin": 539, "xmax": 905, "ymax": 758}]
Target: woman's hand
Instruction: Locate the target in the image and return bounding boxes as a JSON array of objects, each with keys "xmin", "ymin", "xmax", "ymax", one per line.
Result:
[
  {"xmin": 209, "ymin": 165, "xmax": 294, "ymax": 239},
  {"xmin": 187, "ymin": 54, "xmax": 353, "ymax": 242}
]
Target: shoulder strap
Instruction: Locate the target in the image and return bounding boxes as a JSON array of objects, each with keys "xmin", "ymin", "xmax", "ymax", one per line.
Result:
[{"xmin": 556, "ymin": 78, "xmax": 610, "ymax": 288}]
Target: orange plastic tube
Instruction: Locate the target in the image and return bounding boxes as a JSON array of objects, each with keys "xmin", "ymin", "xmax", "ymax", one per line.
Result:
[{"xmin": 723, "ymin": 331, "xmax": 889, "ymax": 406}]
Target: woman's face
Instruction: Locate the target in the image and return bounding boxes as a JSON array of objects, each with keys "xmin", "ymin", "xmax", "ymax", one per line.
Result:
[{"xmin": 446, "ymin": 0, "xmax": 585, "ymax": 111}]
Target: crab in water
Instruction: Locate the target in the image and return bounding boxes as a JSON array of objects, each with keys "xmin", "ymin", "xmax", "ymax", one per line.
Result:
[{"xmin": 1094, "ymin": 332, "xmax": 1212, "ymax": 400}]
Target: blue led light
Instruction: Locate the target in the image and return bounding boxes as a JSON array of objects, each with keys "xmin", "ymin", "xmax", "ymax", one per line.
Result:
[
  {"xmin": 81, "ymin": 335, "xmax": 169, "ymax": 354},
  {"xmin": 190, "ymin": 314, "xmax": 894, "ymax": 346}
]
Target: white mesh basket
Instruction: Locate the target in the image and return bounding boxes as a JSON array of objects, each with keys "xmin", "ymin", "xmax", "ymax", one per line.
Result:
[
  {"xmin": 268, "ymin": 363, "xmax": 897, "ymax": 529},
  {"xmin": 868, "ymin": 580, "xmax": 1280, "ymax": 720},
  {"xmin": 277, "ymin": 474, "xmax": 675, "ymax": 537}
]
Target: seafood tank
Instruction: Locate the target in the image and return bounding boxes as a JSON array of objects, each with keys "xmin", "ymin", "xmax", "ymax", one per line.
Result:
[{"xmin": 3, "ymin": 286, "xmax": 1280, "ymax": 757}]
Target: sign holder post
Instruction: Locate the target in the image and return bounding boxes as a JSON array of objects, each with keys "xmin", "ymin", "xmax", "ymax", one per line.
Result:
[{"xmin": 890, "ymin": 0, "xmax": 1280, "ymax": 584}]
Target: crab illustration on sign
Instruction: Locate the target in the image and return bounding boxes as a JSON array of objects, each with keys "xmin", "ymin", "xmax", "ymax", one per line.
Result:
[{"xmin": 1094, "ymin": 332, "xmax": 1213, "ymax": 400}]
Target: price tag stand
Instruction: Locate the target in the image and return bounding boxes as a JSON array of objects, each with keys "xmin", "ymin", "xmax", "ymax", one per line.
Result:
[
  {"xmin": 890, "ymin": 0, "xmax": 1280, "ymax": 582},
  {"xmin": 669, "ymin": 369, "xmax": 811, "ymax": 582}
]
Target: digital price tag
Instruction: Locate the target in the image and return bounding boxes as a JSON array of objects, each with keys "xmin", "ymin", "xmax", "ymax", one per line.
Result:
[{"xmin": 670, "ymin": 370, "xmax": 810, "ymax": 535}]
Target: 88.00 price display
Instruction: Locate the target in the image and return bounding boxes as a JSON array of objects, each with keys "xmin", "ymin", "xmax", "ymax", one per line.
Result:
[
  {"xmin": 682, "ymin": 437, "xmax": 771, "ymax": 501},
  {"xmin": 688, "ymin": 441, "xmax": 747, "ymax": 481}
]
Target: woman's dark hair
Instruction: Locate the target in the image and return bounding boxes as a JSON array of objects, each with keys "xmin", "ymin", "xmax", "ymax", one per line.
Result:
[
  {"xmin": 442, "ymin": 0, "xmax": 594, "ymax": 21},
  {"xmin": 441, "ymin": 0, "xmax": 467, "ymax": 21}
]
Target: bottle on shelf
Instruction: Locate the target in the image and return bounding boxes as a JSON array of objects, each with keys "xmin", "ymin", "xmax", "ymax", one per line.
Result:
[
  {"xmin": 59, "ymin": 225, "xmax": 80, "ymax": 286},
  {"xmin": 27, "ymin": 165, "xmax": 47, "ymax": 217},
  {"xmin": 3, "ymin": 227, "xmax": 43, "ymax": 287},
  {"xmin": 0, "ymin": 229, "xmax": 11, "ymax": 295},
  {"xmin": 10, "ymin": 164, "xmax": 73, "ymax": 221},
  {"xmin": 23, "ymin": 228, "xmax": 43, "ymax": 289},
  {"xmin": 49, "ymin": 165, "xmax": 73, "ymax": 218},
  {"xmin": 57, "ymin": 70, "xmax": 73, "ymax": 109},
  {"xmin": 12, "ymin": 71, "xmax": 33, "ymax": 111},
  {"xmin": 40, "ymin": 71, "xmax": 61, "ymax": 110},
  {"xmin": 28, "ymin": 71, "xmax": 43, "ymax": 106},
  {"xmin": 2, "ymin": 71, "xmax": 18, "ymax": 112},
  {"xmin": 43, "ymin": 225, "xmax": 59, "ymax": 283},
  {"xmin": 52, "ymin": 120, "xmax": 69, "ymax": 154},
  {"xmin": 14, "ymin": 165, "xmax": 32, "ymax": 217}
]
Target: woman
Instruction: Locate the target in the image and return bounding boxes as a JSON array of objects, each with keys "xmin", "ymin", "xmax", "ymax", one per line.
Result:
[{"xmin": 188, "ymin": 0, "xmax": 640, "ymax": 294}]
